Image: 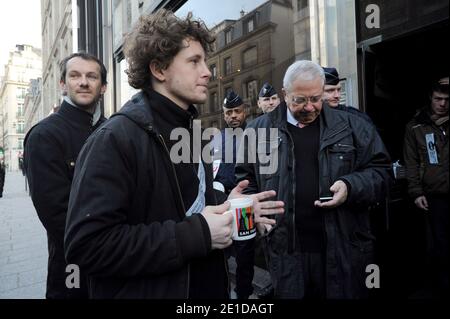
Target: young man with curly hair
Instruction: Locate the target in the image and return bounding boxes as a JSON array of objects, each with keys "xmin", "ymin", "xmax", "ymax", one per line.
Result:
[{"xmin": 64, "ymin": 10, "xmax": 283, "ymax": 299}]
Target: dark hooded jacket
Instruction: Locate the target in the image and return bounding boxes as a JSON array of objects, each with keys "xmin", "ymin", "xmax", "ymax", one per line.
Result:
[
  {"xmin": 23, "ymin": 101, "xmax": 105, "ymax": 299},
  {"xmin": 235, "ymin": 102, "xmax": 392, "ymax": 299},
  {"xmin": 403, "ymin": 107, "xmax": 449, "ymax": 198},
  {"xmin": 64, "ymin": 90, "xmax": 229, "ymax": 299}
]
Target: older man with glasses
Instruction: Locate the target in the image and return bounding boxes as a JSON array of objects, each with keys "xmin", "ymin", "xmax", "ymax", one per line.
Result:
[{"xmin": 236, "ymin": 60, "xmax": 392, "ymax": 299}]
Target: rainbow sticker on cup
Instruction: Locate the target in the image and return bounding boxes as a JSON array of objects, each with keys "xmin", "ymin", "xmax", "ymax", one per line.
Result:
[{"xmin": 227, "ymin": 198, "xmax": 256, "ymax": 240}]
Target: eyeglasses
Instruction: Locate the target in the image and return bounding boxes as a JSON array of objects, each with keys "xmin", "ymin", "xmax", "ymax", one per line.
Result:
[{"xmin": 290, "ymin": 94, "xmax": 322, "ymax": 106}]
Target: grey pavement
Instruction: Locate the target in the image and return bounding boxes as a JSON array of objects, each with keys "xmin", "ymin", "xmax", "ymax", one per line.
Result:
[{"xmin": 0, "ymin": 172, "xmax": 47, "ymax": 299}]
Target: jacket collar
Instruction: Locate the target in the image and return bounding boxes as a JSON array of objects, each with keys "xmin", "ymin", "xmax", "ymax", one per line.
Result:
[
  {"xmin": 115, "ymin": 89, "xmax": 199, "ymax": 135},
  {"xmin": 146, "ymin": 89, "xmax": 198, "ymax": 130},
  {"xmin": 269, "ymin": 101, "xmax": 347, "ymax": 132},
  {"xmin": 58, "ymin": 100, "xmax": 94, "ymax": 129},
  {"xmin": 63, "ymin": 96, "xmax": 102, "ymax": 126}
]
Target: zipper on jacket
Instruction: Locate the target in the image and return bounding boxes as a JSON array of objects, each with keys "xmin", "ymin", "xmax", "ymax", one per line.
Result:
[
  {"xmin": 283, "ymin": 127, "xmax": 296, "ymax": 253},
  {"xmin": 157, "ymin": 133, "xmax": 190, "ymax": 298},
  {"xmin": 157, "ymin": 134, "xmax": 187, "ymax": 214}
]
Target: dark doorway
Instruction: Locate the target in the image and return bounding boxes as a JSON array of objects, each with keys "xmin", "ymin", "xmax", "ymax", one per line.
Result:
[{"xmin": 360, "ymin": 20, "xmax": 449, "ymax": 299}]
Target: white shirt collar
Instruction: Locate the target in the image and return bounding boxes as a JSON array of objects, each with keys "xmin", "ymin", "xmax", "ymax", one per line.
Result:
[{"xmin": 286, "ymin": 107, "xmax": 298, "ymax": 126}]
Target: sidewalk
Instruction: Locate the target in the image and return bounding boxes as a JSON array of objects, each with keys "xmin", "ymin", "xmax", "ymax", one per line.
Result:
[{"xmin": 0, "ymin": 172, "xmax": 47, "ymax": 299}]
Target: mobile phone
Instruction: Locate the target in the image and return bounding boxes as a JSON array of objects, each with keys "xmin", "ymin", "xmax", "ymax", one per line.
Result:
[{"xmin": 319, "ymin": 196, "xmax": 333, "ymax": 202}]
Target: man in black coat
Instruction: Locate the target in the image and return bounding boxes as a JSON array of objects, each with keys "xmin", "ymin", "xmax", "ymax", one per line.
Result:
[
  {"xmin": 24, "ymin": 52, "xmax": 107, "ymax": 299},
  {"xmin": 0, "ymin": 159, "xmax": 5, "ymax": 198},
  {"xmin": 64, "ymin": 10, "xmax": 284, "ymax": 299},
  {"xmin": 236, "ymin": 60, "xmax": 392, "ymax": 299}
]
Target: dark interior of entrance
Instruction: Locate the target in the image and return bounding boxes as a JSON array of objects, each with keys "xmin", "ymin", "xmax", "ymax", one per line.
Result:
[{"xmin": 362, "ymin": 20, "xmax": 449, "ymax": 298}]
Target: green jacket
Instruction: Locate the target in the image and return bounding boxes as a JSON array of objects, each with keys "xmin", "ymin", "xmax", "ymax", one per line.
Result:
[{"xmin": 403, "ymin": 107, "xmax": 449, "ymax": 198}]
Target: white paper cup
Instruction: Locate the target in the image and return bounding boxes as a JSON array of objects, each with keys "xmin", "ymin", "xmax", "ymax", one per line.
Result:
[{"xmin": 227, "ymin": 198, "xmax": 256, "ymax": 241}]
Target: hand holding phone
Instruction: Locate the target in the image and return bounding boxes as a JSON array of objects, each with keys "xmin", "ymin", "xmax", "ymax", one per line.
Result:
[{"xmin": 319, "ymin": 196, "xmax": 333, "ymax": 203}]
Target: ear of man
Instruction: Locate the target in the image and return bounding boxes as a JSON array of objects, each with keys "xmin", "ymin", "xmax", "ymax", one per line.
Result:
[{"xmin": 149, "ymin": 61, "xmax": 165, "ymax": 82}]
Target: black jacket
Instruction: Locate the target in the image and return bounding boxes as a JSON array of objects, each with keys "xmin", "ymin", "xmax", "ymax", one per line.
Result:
[
  {"xmin": 23, "ymin": 101, "xmax": 105, "ymax": 299},
  {"xmin": 403, "ymin": 107, "xmax": 449, "ymax": 198},
  {"xmin": 0, "ymin": 162, "xmax": 5, "ymax": 196},
  {"xmin": 235, "ymin": 102, "xmax": 392, "ymax": 298},
  {"xmin": 64, "ymin": 90, "xmax": 229, "ymax": 299},
  {"xmin": 335, "ymin": 104, "xmax": 373, "ymax": 125}
]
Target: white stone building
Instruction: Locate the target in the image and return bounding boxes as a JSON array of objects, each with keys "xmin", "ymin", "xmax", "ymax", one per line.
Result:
[{"xmin": 0, "ymin": 45, "xmax": 42, "ymax": 171}]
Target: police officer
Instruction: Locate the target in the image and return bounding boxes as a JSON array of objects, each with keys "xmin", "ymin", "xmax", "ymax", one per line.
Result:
[
  {"xmin": 322, "ymin": 67, "xmax": 373, "ymax": 124},
  {"xmin": 257, "ymin": 82, "xmax": 280, "ymax": 113},
  {"xmin": 213, "ymin": 90, "xmax": 255, "ymax": 299}
]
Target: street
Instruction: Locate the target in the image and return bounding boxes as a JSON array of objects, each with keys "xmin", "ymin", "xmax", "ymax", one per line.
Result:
[{"xmin": 0, "ymin": 172, "xmax": 47, "ymax": 299}]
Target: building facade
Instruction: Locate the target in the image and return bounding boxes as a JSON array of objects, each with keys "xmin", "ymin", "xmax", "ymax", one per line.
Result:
[
  {"xmin": 308, "ymin": 0, "xmax": 358, "ymax": 107},
  {"xmin": 0, "ymin": 45, "xmax": 42, "ymax": 171},
  {"xmin": 101, "ymin": 0, "xmax": 186, "ymax": 117},
  {"xmin": 199, "ymin": 0, "xmax": 295, "ymax": 128},
  {"xmin": 293, "ymin": 0, "xmax": 311, "ymax": 61},
  {"xmin": 23, "ymin": 78, "xmax": 43, "ymax": 134},
  {"xmin": 41, "ymin": 0, "xmax": 75, "ymax": 118}
]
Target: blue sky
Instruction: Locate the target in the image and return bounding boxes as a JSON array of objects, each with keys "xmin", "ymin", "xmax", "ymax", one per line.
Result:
[
  {"xmin": 176, "ymin": 0, "xmax": 268, "ymax": 28},
  {"xmin": 0, "ymin": 0, "xmax": 41, "ymax": 76}
]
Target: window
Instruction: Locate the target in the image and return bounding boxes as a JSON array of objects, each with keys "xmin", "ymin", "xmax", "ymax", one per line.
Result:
[
  {"xmin": 246, "ymin": 80, "xmax": 258, "ymax": 105},
  {"xmin": 18, "ymin": 138, "xmax": 24, "ymax": 150},
  {"xmin": 243, "ymin": 47, "xmax": 257, "ymax": 69},
  {"xmin": 16, "ymin": 87, "xmax": 27, "ymax": 100},
  {"xmin": 16, "ymin": 121, "xmax": 25, "ymax": 134},
  {"xmin": 210, "ymin": 64, "xmax": 217, "ymax": 81},
  {"xmin": 224, "ymin": 57, "xmax": 232, "ymax": 76},
  {"xmin": 17, "ymin": 104, "xmax": 24, "ymax": 117},
  {"xmin": 297, "ymin": 0, "xmax": 308, "ymax": 11},
  {"xmin": 225, "ymin": 29, "xmax": 232, "ymax": 45},
  {"xmin": 245, "ymin": 18, "xmax": 255, "ymax": 33},
  {"xmin": 210, "ymin": 92, "xmax": 218, "ymax": 112}
]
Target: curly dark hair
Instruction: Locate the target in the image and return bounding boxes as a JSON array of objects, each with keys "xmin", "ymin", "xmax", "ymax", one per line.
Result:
[{"xmin": 124, "ymin": 9, "xmax": 215, "ymax": 90}]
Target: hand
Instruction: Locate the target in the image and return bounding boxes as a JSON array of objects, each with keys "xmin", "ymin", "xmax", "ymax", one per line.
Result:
[
  {"xmin": 228, "ymin": 180, "xmax": 284, "ymax": 235},
  {"xmin": 414, "ymin": 195, "xmax": 429, "ymax": 211},
  {"xmin": 201, "ymin": 201, "xmax": 233, "ymax": 250},
  {"xmin": 314, "ymin": 180, "xmax": 348, "ymax": 209}
]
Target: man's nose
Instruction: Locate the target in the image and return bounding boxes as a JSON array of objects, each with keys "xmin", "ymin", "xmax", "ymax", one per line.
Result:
[
  {"xmin": 201, "ymin": 61, "xmax": 211, "ymax": 79},
  {"xmin": 79, "ymin": 75, "xmax": 89, "ymax": 86},
  {"xmin": 304, "ymin": 102, "xmax": 315, "ymax": 111}
]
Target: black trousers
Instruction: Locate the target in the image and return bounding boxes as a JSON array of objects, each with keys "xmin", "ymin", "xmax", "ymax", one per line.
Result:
[
  {"xmin": 427, "ymin": 194, "xmax": 449, "ymax": 297},
  {"xmin": 0, "ymin": 168, "xmax": 4, "ymax": 196},
  {"xmin": 301, "ymin": 251, "xmax": 326, "ymax": 299},
  {"xmin": 232, "ymin": 238, "xmax": 255, "ymax": 299}
]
